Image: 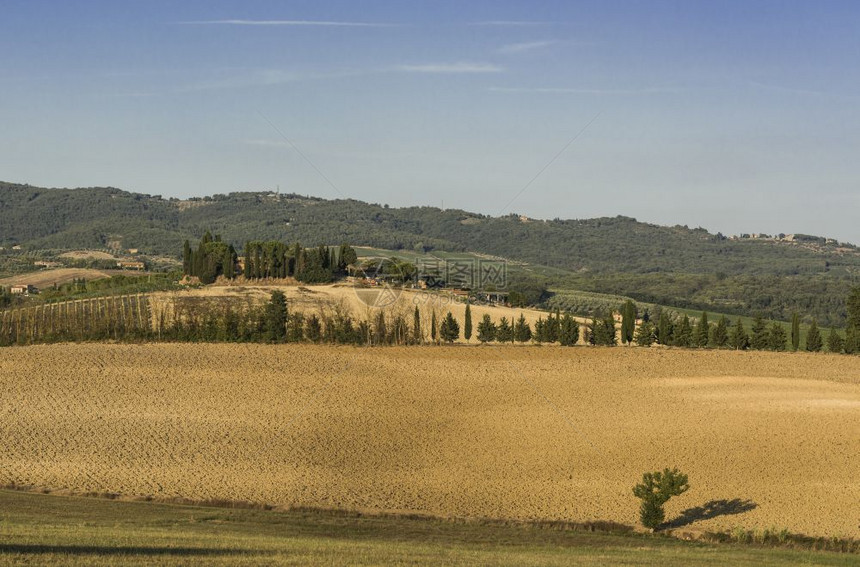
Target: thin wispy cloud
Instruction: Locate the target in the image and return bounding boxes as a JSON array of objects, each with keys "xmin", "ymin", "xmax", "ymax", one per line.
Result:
[
  {"xmin": 471, "ymin": 20, "xmax": 550, "ymax": 26},
  {"xmin": 177, "ymin": 19, "xmax": 396, "ymax": 27},
  {"xmin": 243, "ymin": 139, "xmax": 290, "ymax": 148},
  {"xmin": 396, "ymin": 62, "xmax": 504, "ymax": 74},
  {"xmin": 748, "ymin": 81, "xmax": 835, "ymax": 99},
  {"xmin": 498, "ymin": 40, "xmax": 557, "ymax": 54},
  {"xmin": 490, "ymin": 86, "xmax": 681, "ymax": 95}
]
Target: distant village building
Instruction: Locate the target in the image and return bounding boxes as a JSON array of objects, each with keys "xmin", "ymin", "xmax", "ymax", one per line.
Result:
[
  {"xmin": 11, "ymin": 245, "xmax": 21, "ymax": 250},
  {"xmin": 116, "ymin": 261, "xmax": 145, "ymax": 271},
  {"xmin": 10, "ymin": 284, "xmax": 36, "ymax": 295},
  {"xmin": 127, "ymin": 248, "xmax": 139, "ymax": 254},
  {"xmin": 477, "ymin": 291, "xmax": 509, "ymax": 305}
]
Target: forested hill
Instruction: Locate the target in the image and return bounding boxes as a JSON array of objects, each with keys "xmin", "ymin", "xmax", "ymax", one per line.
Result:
[
  {"xmin": 2, "ymin": 181, "xmax": 858, "ymax": 276},
  {"xmin": 2, "ymin": 182, "xmax": 859, "ymax": 325}
]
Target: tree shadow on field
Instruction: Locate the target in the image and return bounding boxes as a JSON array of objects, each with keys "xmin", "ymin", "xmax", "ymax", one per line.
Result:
[
  {"xmin": 0, "ymin": 544, "xmax": 262, "ymax": 558},
  {"xmin": 666, "ymin": 498, "xmax": 758, "ymax": 529}
]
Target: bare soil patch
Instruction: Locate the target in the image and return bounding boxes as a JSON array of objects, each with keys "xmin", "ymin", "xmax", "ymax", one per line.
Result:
[{"xmin": 0, "ymin": 345, "xmax": 857, "ymax": 537}]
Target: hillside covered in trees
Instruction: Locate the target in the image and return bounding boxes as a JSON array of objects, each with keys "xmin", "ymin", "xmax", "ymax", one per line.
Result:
[{"xmin": 2, "ymin": 181, "xmax": 859, "ymax": 325}]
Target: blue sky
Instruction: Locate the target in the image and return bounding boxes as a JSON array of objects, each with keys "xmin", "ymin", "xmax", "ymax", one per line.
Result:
[{"xmin": 2, "ymin": 1, "xmax": 859, "ymax": 243}]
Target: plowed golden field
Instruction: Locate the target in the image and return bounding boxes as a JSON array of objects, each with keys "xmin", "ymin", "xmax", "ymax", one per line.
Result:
[{"xmin": 1, "ymin": 344, "xmax": 858, "ymax": 537}]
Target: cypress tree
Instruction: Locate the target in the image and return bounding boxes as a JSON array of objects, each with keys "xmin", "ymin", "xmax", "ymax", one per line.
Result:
[
  {"xmin": 534, "ymin": 317, "xmax": 545, "ymax": 343},
  {"xmin": 413, "ymin": 306, "xmax": 422, "ymax": 344},
  {"xmin": 223, "ymin": 246, "xmax": 236, "ymax": 279},
  {"xmin": 657, "ymin": 312, "xmax": 672, "ymax": 345},
  {"xmin": 845, "ymin": 327, "xmax": 859, "ymax": 355},
  {"xmin": 373, "ymin": 311, "xmax": 387, "ymax": 345},
  {"xmin": 847, "ymin": 286, "xmax": 860, "ymax": 332},
  {"xmin": 243, "ymin": 242, "xmax": 252, "ymax": 278},
  {"xmin": 602, "ymin": 311, "xmax": 618, "ymax": 346},
  {"xmin": 548, "ymin": 308, "xmax": 561, "ymax": 343},
  {"xmin": 635, "ymin": 320, "xmax": 655, "ymax": 346},
  {"xmin": 477, "ymin": 314, "xmax": 496, "ymax": 343},
  {"xmin": 514, "ymin": 313, "xmax": 532, "ymax": 343},
  {"xmin": 790, "ymin": 312, "xmax": 801, "ymax": 351},
  {"xmin": 694, "ymin": 312, "xmax": 709, "ymax": 348},
  {"xmin": 728, "ymin": 318, "xmax": 749, "ymax": 350},
  {"xmin": 750, "ymin": 316, "xmax": 769, "ymax": 350},
  {"xmin": 464, "ymin": 302, "xmax": 473, "ymax": 342},
  {"xmin": 497, "ymin": 316, "xmax": 514, "ymax": 343},
  {"xmin": 826, "ymin": 328, "xmax": 844, "ymax": 353},
  {"xmin": 305, "ymin": 314, "xmax": 322, "ymax": 343},
  {"xmin": 559, "ymin": 312, "xmax": 579, "ymax": 346},
  {"xmin": 439, "ymin": 312, "xmax": 460, "ymax": 343},
  {"xmin": 711, "ymin": 316, "xmax": 729, "ymax": 348},
  {"xmin": 430, "ymin": 311, "xmax": 438, "ymax": 343},
  {"xmin": 264, "ymin": 290, "xmax": 288, "ymax": 343},
  {"xmin": 805, "ymin": 319, "xmax": 822, "ymax": 352},
  {"xmin": 589, "ymin": 310, "xmax": 617, "ymax": 346},
  {"xmin": 287, "ymin": 312, "xmax": 304, "ymax": 342},
  {"xmin": 767, "ymin": 322, "xmax": 787, "ymax": 351},
  {"xmin": 620, "ymin": 300, "xmax": 636, "ymax": 344},
  {"xmin": 674, "ymin": 315, "xmax": 692, "ymax": 348},
  {"xmin": 182, "ymin": 240, "xmax": 192, "ymax": 275}
]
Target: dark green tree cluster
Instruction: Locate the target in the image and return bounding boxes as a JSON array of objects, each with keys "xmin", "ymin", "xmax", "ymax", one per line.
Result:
[
  {"xmin": 183, "ymin": 231, "xmax": 237, "ymax": 284},
  {"xmin": 652, "ymin": 310, "xmax": 797, "ymax": 352},
  {"xmin": 242, "ymin": 241, "xmax": 355, "ymax": 284},
  {"xmin": 183, "ymin": 235, "xmax": 357, "ymax": 285}
]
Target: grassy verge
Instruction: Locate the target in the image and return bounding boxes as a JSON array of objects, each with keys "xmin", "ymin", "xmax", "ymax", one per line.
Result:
[{"xmin": 0, "ymin": 490, "xmax": 855, "ymax": 566}]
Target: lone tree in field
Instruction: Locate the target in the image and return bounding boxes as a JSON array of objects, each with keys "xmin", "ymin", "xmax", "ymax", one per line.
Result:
[{"xmin": 632, "ymin": 468, "xmax": 690, "ymax": 531}]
